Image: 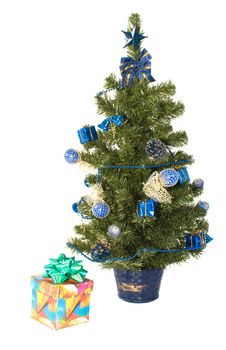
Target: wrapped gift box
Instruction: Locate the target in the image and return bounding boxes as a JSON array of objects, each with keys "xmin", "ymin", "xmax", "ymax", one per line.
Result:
[
  {"xmin": 77, "ymin": 126, "xmax": 98, "ymax": 144},
  {"xmin": 185, "ymin": 232, "xmax": 205, "ymax": 249},
  {"xmin": 31, "ymin": 275, "xmax": 93, "ymax": 330},
  {"xmin": 137, "ymin": 199, "xmax": 157, "ymax": 217}
]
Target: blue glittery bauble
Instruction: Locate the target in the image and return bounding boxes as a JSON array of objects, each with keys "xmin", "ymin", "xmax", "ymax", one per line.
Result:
[
  {"xmin": 72, "ymin": 203, "xmax": 79, "ymax": 213},
  {"xmin": 193, "ymin": 178, "xmax": 204, "ymax": 189},
  {"xmin": 84, "ymin": 179, "xmax": 90, "ymax": 187},
  {"xmin": 90, "ymin": 241, "xmax": 110, "ymax": 260},
  {"xmin": 92, "ymin": 201, "xmax": 110, "ymax": 219},
  {"xmin": 145, "ymin": 139, "xmax": 166, "ymax": 160},
  {"xmin": 64, "ymin": 149, "xmax": 80, "ymax": 164},
  {"xmin": 160, "ymin": 168, "xmax": 179, "ymax": 187},
  {"xmin": 198, "ymin": 201, "xmax": 209, "ymax": 211},
  {"xmin": 107, "ymin": 225, "xmax": 121, "ymax": 238}
]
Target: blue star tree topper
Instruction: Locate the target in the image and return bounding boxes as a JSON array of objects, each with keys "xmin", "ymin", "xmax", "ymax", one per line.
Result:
[{"xmin": 122, "ymin": 26, "xmax": 147, "ymax": 49}]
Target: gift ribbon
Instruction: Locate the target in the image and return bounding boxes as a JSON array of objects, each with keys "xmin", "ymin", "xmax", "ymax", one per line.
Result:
[
  {"xmin": 98, "ymin": 115, "xmax": 125, "ymax": 132},
  {"xmin": 120, "ymin": 48, "xmax": 155, "ymax": 88},
  {"xmin": 42, "ymin": 254, "xmax": 87, "ymax": 284}
]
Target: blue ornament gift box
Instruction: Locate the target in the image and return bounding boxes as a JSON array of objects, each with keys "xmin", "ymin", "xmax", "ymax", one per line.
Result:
[
  {"xmin": 186, "ymin": 233, "xmax": 205, "ymax": 249},
  {"xmin": 185, "ymin": 231, "xmax": 206, "ymax": 249},
  {"xmin": 137, "ymin": 199, "xmax": 157, "ymax": 217},
  {"xmin": 77, "ymin": 126, "xmax": 98, "ymax": 144}
]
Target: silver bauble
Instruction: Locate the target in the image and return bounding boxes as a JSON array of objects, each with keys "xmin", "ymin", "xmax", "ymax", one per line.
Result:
[{"xmin": 107, "ymin": 224, "xmax": 121, "ymax": 238}]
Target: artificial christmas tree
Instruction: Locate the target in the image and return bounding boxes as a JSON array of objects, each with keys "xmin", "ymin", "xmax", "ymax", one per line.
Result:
[{"xmin": 66, "ymin": 13, "xmax": 213, "ymax": 303}]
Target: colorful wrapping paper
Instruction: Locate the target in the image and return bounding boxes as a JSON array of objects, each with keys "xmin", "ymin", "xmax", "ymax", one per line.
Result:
[{"xmin": 31, "ymin": 276, "xmax": 93, "ymax": 330}]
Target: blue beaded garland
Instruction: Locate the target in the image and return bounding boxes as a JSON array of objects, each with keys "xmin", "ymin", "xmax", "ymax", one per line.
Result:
[
  {"xmin": 198, "ymin": 201, "xmax": 209, "ymax": 211},
  {"xmin": 159, "ymin": 168, "xmax": 179, "ymax": 187},
  {"xmin": 64, "ymin": 149, "xmax": 80, "ymax": 164},
  {"xmin": 92, "ymin": 201, "xmax": 110, "ymax": 219}
]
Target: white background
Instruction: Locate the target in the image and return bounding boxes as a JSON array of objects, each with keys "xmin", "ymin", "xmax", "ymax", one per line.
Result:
[{"xmin": 0, "ymin": 0, "xmax": 225, "ymax": 349}]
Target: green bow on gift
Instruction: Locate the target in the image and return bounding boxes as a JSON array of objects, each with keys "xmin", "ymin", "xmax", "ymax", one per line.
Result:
[{"xmin": 42, "ymin": 253, "xmax": 88, "ymax": 284}]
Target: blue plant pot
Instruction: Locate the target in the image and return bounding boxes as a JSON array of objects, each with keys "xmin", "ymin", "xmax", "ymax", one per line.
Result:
[{"xmin": 113, "ymin": 269, "xmax": 164, "ymax": 303}]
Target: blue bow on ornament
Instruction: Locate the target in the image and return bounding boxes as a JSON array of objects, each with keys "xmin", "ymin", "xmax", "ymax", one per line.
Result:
[
  {"xmin": 120, "ymin": 48, "xmax": 155, "ymax": 88},
  {"xmin": 98, "ymin": 115, "xmax": 125, "ymax": 132}
]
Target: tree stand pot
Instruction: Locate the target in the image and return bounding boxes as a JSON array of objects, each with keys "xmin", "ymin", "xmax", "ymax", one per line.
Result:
[{"xmin": 113, "ymin": 269, "xmax": 164, "ymax": 303}]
